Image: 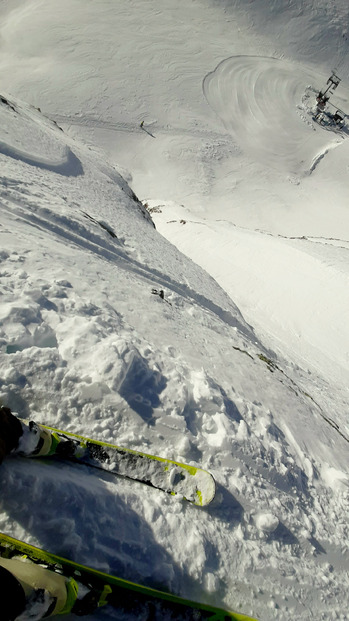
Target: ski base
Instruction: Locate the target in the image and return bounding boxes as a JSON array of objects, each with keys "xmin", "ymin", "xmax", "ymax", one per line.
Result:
[{"xmin": 0, "ymin": 533, "xmax": 258, "ymax": 621}]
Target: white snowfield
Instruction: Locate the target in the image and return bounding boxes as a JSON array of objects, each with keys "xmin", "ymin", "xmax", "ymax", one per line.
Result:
[{"xmin": 0, "ymin": 1, "xmax": 348, "ymax": 620}]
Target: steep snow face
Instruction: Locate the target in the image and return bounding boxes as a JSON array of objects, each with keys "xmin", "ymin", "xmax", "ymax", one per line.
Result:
[
  {"xmin": 0, "ymin": 94, "xmax": 348, "ymax": 621},
  {"xmin": 0, "ymin": 1, "xmax": 348, "ymax": 620}
]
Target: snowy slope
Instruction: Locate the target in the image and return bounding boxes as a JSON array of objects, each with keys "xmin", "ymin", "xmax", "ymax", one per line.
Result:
[
  {"xmin": 0, "ymin": 90, "xmax": 347, "ymax": 621},
  {"xmin": 1, "ymin": 0, "xmax": 348, "ymax": 389},
  {"xmin": 0, "ymin": 1, "xmax": 348, "ymax": 620}
]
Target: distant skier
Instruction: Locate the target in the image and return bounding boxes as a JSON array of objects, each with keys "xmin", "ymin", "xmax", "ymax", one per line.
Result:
[
  {"xmin": 151, "ymin": 288, "xmax": 164, "ymax": 300},
  {"xmin": 140, "ymin": 120, "xmax": 156, "ymax": 138},
  {"xmin": 151, "ymin": 288, "xmax": 172, "ymax": 305}
]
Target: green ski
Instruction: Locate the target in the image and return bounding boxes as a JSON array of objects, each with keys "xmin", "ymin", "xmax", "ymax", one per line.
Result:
[
  {"xmin": 0, "ymin": 532, "xmax": 258, "ymax": 620},
  {"xmin": 18, "ymin": 419, "xmax": 216, "ymax": 506}
]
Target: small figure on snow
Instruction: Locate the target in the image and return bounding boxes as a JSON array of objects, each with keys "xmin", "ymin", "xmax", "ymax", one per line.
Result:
[
  {"xmin": 151, "ymin": 288, "xmax": 172, "ymax": 306},
  {"xmin": 151, "ymin": 288, "xmax": 164, "ymax": 300},
  {"xmin": 140, "ymin": 121, "xmax": 156, "ymax": 138}
]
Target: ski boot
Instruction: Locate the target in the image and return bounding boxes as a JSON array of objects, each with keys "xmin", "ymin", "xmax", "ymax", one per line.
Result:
[
  {"xmin": 17, "ymin": 421, "xmax": 80, "ymax": 459},
  {"xmin": 0, "ymin": 555, "xmax": 111, "ymax": 619}
]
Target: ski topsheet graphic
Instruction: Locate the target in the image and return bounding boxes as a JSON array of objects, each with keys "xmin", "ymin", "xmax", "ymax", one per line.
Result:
[
  {"xmin": 18, "ymin": 420, "xmax": 216, "ymax": 506},
  {"xmin": 0, "ymin": 533, "xmax": 258, "ymax": 621}
]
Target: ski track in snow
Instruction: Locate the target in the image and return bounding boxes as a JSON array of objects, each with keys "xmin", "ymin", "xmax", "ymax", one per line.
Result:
[
  {"xmin": 0, "ymin": 2, "xmax": 349, "ymax": 620},
  {"xmin": 0, "ymin": 95, "xmax": 348, "ymax": 621},
  {"xmin": 203, "ymin": 55, "xmax": 346, "ymax": 175}
]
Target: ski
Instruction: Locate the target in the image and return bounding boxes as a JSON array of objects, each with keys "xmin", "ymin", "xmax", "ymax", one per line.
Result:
[
  {"xmin": 0, "ymin": 533, "xmax": 258, "ymax": 620},
  {"xmin": 18, "ymin": 419, "xmax": 216, "ymax": 507}
]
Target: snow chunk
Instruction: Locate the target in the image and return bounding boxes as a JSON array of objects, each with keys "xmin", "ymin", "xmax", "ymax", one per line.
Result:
[
  {"xmin": 204, "ymin": 572, "xmax": 219, "ymax": 593},
  {"xmin": 236, "ymin": 419, "xmax": 250, "ymax": 441},
  {"xmin": 254, "ymin": 512, "xmax": 279, "ymax": 533},
  {"xmin": 321, "ymin": 464, "xmax": 349, "ymax": 491}
]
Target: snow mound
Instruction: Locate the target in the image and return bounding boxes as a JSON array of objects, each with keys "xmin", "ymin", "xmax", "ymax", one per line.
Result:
[{"xmin": 254, "ymin": 512, "xmax": 279, "ymax": 534}]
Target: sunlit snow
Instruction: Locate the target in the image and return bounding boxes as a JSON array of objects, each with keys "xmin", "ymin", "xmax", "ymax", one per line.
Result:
[{"xmin": 0, "ymin": 1, "xmax": 348, "ymax": 620}]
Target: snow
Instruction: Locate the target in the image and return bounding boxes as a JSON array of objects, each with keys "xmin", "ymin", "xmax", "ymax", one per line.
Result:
[
  {"xmin": 0, "ymin": 1, "xmax": 348, "ymax": 620},
  {"xmin": 254, "ymin": 513, "xmax": 279, "ymax": 534}
]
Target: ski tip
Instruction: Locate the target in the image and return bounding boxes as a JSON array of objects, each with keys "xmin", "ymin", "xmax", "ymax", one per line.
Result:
[{"xmin": 194, "ymin": 471, "xmax": 216, "ymax": 506}]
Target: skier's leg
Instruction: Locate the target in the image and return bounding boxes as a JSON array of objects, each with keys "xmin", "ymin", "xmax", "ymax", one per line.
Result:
[
  {"xmin": 0, "ymin": 557, "xmax": 69, "ymax": 617},
  {"xmin": 0, "ymin": 406, "xmax": 75, "ymax": 460},
  {"xmin": 0, "ymin": 406, "xmax": 23, "ymax": 463},
  {"xmin": 0, "ymin": 564, "xmax": 26, "ymax": 621},
  {"xmin": 0, "ymin": 557, "xmax": 110, "ymax": 618}
]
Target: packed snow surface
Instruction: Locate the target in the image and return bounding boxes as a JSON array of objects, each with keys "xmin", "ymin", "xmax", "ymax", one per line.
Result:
[{"xmin": 0, "ymin": 1, "xmax": 349, "ymax": 620}]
